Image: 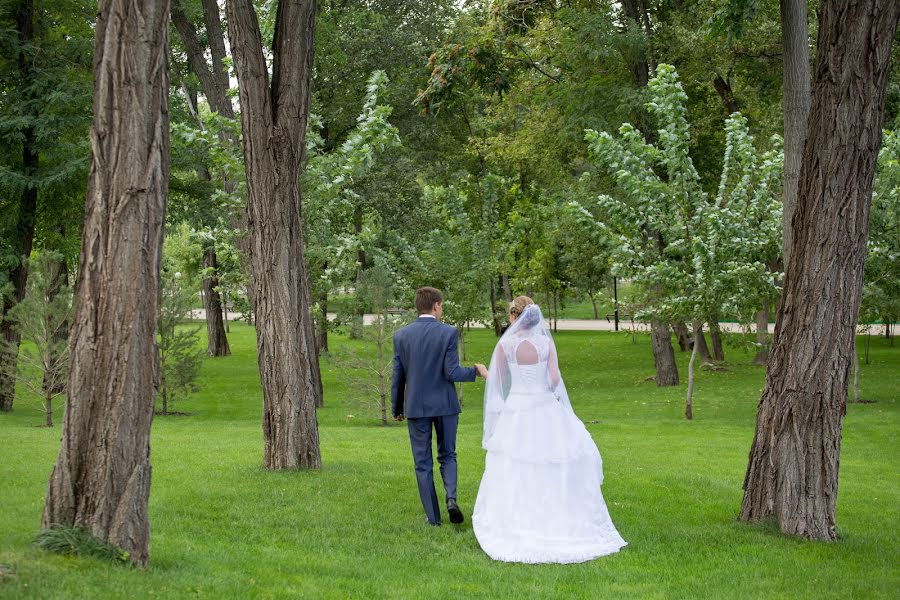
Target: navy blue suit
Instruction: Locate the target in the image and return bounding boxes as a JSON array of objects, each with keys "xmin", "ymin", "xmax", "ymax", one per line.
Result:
[{"xmin": 392, "ymin": 316, "xmax": 476, "ymax": 524}]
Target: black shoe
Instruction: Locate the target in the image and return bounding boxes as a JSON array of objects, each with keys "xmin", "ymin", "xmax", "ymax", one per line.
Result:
[{"xmin": 447, "ymin": 499, "xmax": 464, "ymax": 524}]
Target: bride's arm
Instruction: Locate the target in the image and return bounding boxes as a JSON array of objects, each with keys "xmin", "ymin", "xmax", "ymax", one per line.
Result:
[{"xmin": 547, "ymin": 343, "xmax": 561, "ymax": 389}]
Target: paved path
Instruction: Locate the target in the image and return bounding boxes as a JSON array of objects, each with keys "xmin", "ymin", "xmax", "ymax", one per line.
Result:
[{"xmin": 188, "ymin": 309, "xmax": 891, "ymax": 336}]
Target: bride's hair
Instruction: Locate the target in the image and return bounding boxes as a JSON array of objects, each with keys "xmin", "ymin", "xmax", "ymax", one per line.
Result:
[{"xmin": 509, "ymin": 296, "xmax": 540, "ymax": 328}]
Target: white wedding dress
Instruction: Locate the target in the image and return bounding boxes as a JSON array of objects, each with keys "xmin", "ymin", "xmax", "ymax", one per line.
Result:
[{"xmin": 472, "ymin": 305, "xmax": 627, "ymax": 564}]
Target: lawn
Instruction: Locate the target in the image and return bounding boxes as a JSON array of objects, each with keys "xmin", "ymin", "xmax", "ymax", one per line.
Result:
[{"xmin": 1, "ymin": 323, "xmax": 898, "ymax": 599}]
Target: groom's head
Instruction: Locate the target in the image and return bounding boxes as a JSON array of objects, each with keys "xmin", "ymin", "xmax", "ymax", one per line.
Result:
[{"xmin": 416, "ymin": 287, "xmax": 443, "ymax": 319}]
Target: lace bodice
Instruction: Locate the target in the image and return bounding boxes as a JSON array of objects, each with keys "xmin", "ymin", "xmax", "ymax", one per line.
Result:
[{"xmin": 502, "ymin": 335, "xmax": 552, "ymax": 394}]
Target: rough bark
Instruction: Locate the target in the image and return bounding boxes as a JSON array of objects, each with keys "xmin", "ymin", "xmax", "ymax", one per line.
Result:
[
  {"xmin": 0, "ymin": 0, "xmax": 39, "ymax": 412},
  {"xmin": 753, "ymin": 305, "xmax": 770, "ymax": 365},
  {"xmin": 650, "ymin": 319, "xmax": 679, "ymax": 386},
  {"xmin": 740, "ymin": 0, "xmax": 899, "ymax": 540},
  {"xmin": 41, "ymin": 0, "xmax": 170, "ymax": 567},
  {"xmin": 226, "ymin": 0, "xmax": 322, "ymax": 469},
  {"xmin": 780, "ymin": 0, "xmax": 811, "ymax": 265},
  {"xmin": 202, "ymin": 248, "xmax": 231, "ymax": 356}
]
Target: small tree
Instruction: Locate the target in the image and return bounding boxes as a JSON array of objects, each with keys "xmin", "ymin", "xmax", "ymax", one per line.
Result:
[
  {"xmin": 336, "ymin": 257, "xmax": 409, "ymax": 424},
  {"xmin": 156, "ymin": 266, "xmax": 203, "ymax": 416},
  {"xmin": 1, "ymin": 252, "xmax": 71, "ymax": 426}
]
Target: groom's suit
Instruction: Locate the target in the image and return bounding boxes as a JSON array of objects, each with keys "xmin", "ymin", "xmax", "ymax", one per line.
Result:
[{"xmin": 392, "ymin": 315, "xmax": 476, "ymax": 524}]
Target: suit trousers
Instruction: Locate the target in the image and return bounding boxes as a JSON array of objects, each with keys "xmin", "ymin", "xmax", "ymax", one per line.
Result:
[{"xmin": 407, "ymin": 414, "xmax": 459, "ymax": 524}]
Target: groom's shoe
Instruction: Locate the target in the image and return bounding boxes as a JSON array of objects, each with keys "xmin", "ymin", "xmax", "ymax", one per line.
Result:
[{"xmin": 447, "ymin": 499, "xmax": 464, "ymax": 524}]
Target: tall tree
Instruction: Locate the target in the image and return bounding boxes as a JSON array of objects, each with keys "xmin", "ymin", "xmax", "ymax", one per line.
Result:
[
  {"xmin": 0, "ymin": 0, "xmax": 38, "ymax": 411},
  {"xmin": 169, "ymin": 0, "xmax": 234, "ymax": 357},
  {"xmin": 740, "ymin": 0, "xmax": 900, "ymax": 540},
  {"xmin": 41, "ymin": 0, "xmax": 170, "ymax": 566},
  {"xmin": 226, "ymin": 0, "xmax": 322, "ymax": 469}
]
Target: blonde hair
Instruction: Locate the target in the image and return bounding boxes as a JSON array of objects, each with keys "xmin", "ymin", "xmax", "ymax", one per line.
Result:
[{"xmin": 509, "ymin": 295, "xmax": 535, "ymax": 318}]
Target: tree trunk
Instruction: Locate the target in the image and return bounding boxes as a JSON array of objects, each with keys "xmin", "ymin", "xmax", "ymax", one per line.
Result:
[
  {"xmin": 712, "ymin": 75, "xmax": 740, "ymax": 114},
  {"xmin": 41, "ymin": 0, "xmax": 170, "ymax": 567},
  {"xmin": 780, "ymin": 0, "xmax": 811, "ymax": 265},
  {"xmin": 501, "ymin": 274, "xmax": 512, "ymax": 302},
  {"xmin": 202, "ymin": 248, "xmax": 231, "ymax": 356},
  {"xmin": 489, "ymin": 279, "xmax": 502, "ymax": 336},
  {"xmin": 673, "ymin": 321, "xmax": 691, "ymax": 352},
  {"xmin": 590, "ymin": 293, "xmax": 599, "ymax": 320},
  {"xmin": 650, "ymin": 319, "xmax": 679, "ymax": 386},
  {"xmin": 685, "ymin": 323, "xmax": 701, "ymax": 420},
  {"xmin": 753, "ymin": 305, "xmax": 770, "ymax": 365},
  {"xmin": 694, "ymin": 325, "xmax": 713, "ymax": 364},
  {"xmin": 740, "ymin": 0, "xmax": 899, "ymax": 541},
  {"xmin": 708, "ymin": 315, "xmax": 725, "ymax": 361},
  {"xmin": 226, "ymin": 0, "xmax": 322, "ymax": 469},
  {"xmin": 851, "ymin": 340, "xmax": 861, "ymax": 403},
  {"xmin": 0, "ymin": 0, "xmax": 39, "ymax": 412}
]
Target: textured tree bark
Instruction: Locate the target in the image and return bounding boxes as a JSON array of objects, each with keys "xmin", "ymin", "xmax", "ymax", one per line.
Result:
[
  {"xmin": 780, "ymin": 0, "xmax": 811, "ymax": 265},
  {"xmin": 753, "ymin": 305, "xmax": 770, "ymax": 365},
  {"xmin": 227, "ymin": 0, "xmax": 322, "ymax": 469},
  {"xmin": 650, "ymin": 319, "xmax": 679, "ymax": 386},
  {"xmin": 0, "ymin": 0, "xmax": 39, "ymax": 412},
  {"xmin": 41, "ymin": 0, "xmax": 170, "ymax": 567},
  {"xmin": 740, "ymin": 0, "xmax": 899, "ymax": 540},
  {"xmin": 202, "ymin": 248, "xmax": 231, "ymax": 356}
]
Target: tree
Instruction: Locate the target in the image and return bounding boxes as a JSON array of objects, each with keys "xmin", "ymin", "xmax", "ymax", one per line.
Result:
[
  {"xmin": 169, "ymin": 0, "xmax": 237, "ymax": 357},
  {"xmin": 156, "ymin": 266, "xmax": 203, "ymax": 416},
  {"xmin": 226, "ymin": 0, "xmax": 322, "ymax": 469},
  {"xmin": 0, "ymin": 252, "xmax": 71, "ymax": 427},
  {"xmin": 41, "ymin": 0, "xmax": 170, "ymax": 566},
  {"xmin": 740, "ymin": 0, "xmax": 900, "ymax": 540},
  {"xmin": 0, "ymin": 0, "xmax": 92, "ymax": 411}
]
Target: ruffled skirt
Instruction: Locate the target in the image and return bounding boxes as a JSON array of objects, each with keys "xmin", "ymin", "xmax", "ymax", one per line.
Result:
[{"xmin": 472, "ymin": 391, "xmax": 627, "ymax": 564}]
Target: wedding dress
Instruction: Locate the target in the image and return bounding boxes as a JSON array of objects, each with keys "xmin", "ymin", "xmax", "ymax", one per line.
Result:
[{"xmin": 472, "ymin": 304, "xmax": 627, "ymax": 564}]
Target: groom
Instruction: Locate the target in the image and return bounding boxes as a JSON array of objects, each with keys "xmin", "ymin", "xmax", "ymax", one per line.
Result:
[{"xmin": 392, "ymin": 287, "xmax": 487, "ymax": 526}]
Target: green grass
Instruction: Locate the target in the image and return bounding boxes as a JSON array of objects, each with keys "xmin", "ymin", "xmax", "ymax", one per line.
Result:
[{"xmin": 1, "ymin": 324, "xmax": 898, "ymax": 599}]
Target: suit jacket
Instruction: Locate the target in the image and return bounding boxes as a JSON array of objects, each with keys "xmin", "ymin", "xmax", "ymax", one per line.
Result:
[{"xmin": 391, "ymin": 317, "xmax": 476, "ymax": 418}]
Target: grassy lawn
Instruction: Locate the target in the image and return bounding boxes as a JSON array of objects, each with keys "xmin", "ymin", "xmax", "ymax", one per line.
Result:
[{"xmin": 0, "ymin": 323, "xmax": 897, "ymax": 599}]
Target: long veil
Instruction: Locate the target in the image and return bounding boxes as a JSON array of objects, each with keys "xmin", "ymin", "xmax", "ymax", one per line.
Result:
[{"xmin": 482, "ymin": 304, "xmax": 575, "ymax": 448}]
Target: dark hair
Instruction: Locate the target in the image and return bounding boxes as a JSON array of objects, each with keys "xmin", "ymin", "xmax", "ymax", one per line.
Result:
[{"xmin": 415, "ymin": 287, "xmax": 443, "ymax": 314}]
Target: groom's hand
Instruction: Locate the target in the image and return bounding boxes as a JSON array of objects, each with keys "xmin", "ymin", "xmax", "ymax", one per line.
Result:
[
  {"xmin": 393, "ymin": 414, "xmax": 405, "ymax": 422},
  {"xmin": 475, "ymin": 364, "xmax": 488, "ymax": 379}
]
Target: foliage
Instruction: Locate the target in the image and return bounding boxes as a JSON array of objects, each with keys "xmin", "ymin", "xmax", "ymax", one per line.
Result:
[
  {"xmin": 35, "ymin": 524, "xmax": 131, "ymax": 563},
  {"xmin": 156, "ymin": 262, "xmax": 204, "ymax": 416},
  {"xmin": 0, "ymin": 251, "xmax": 71, "ymax": 425},
  {"xmin": 332, "ymin": 258, "xmax": 410, "ymax": 425},
  {"xmin": 863, "ymin": 130, "xmax": 900, "ymax": 331}
]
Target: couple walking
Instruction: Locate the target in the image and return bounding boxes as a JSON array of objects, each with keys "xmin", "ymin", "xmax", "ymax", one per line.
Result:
[{"xmin": 391, "ymin": 287, "xmax": 626, "ymax": 564}]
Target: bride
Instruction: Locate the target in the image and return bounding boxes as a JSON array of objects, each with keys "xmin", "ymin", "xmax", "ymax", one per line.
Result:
[{"xmin": 472, "ymin": 296, "xmax": 627, "ymax": 564}]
